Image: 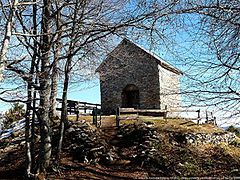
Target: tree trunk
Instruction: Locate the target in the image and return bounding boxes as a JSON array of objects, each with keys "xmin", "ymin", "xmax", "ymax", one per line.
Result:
[
  {"xmin": 49, "ymin": 3, "xmax": 62, "ymax": 122},
  {"xmin": 56, "ymin": 59, "xmax": 71, "ymax": 162},
  {"xmin": 30, "ymin": 0, "xmax": 38, "ymax": 173},
  {"xmin": 25, "ymin": 0, "xmax": 38, "ymax": 175},
  {"xmin": 56, "ymin": 4, "xmax": 78, "ymax": 162},
  {"xmin": 37, "ymin": 0, "xmax": 52, "ymax": 176},
  {"xmin": 0, "ymin": 0, "xmax": 19, "ymax": 80},
  {"xmin": 49, "ymin": 55, "xmax": 58, "ymax": 121},
  {"xmin": 25, "ymin": 83, "xmax": 33, "ymax": 177}
]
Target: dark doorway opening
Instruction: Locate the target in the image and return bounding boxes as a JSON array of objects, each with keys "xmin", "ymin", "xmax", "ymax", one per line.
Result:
[{"xmin": 122, "ymin": 84, "xmax": 139, "ymax": 108}]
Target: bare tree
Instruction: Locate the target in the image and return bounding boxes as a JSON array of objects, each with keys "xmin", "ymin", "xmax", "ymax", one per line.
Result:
[
  {"xmin": 0, "ymin": 0, "xmax": 19, "ymax": 81},
  {"xmin": 4, "ymin": 0, "xmax": 240, "ymax": 178},
  {"xmin": 174, "ymin": 0, "xmax": 240, "ymax": 123},
  {"xmin": 53, "ymin": 0, "xmax": 191, "ymax": 162}
]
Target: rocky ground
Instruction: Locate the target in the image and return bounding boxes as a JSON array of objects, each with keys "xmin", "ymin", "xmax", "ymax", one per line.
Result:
[{"xmin": 0, "ymin": 116, "xmax": 240, "ymax": 179}]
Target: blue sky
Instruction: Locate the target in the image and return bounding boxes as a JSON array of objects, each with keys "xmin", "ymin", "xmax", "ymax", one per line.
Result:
[
  {"xmin": 0, "ymin": 8, "xmax": 239, "ymax": 127},
  {"xmin": 67, "ymin": 80, "xmax": 101, "ymax": 104},
  {"xmin": 0, "ymin": 80, "xmax": 101, "ymax": 112},
  {"xmin": 1, "ymin": 37, "xmax": 239, "ymax": 127}
]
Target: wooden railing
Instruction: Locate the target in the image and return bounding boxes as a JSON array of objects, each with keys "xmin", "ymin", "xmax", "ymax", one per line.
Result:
[
  {"xmin": 56, "ymin": 98, "xmax": 101, "ymax": 113},
  {"xmin": 116, "ymin": 107, "xmax": 167, "ymax": 127},
  {"xmin": 167, "ymin": 109, "xmax": 216, "ymax": 125},
  {"xmin": 115, "ymin": 107, "xmax": 217, "ymax": 127},
  {"xmin": 34, "ymin": 98, "xmax": 101, "ymax": 127},
  {"xmin": 56, "ymin": 98, "xmax": 101, "ymax": 127}
]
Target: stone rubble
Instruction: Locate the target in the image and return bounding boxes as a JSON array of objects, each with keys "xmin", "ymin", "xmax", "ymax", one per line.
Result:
[
  {"xmin": 117, "ymin": 122, "xmax": 166, "ymax": 168},
  {"xmin": 1, "ymin": 117, "xmax": 239, "ymax": 171},
  {"xmin": 64, "ymin": 121, "xmax": 167, "ymax": 167},
  {"xmin": 64, "ymin": 120, "xmax": 239, "ymax": 168},
  {"xmin": 171, "ymin": 131, "xmax": 238, "ymax": 145},
  {"xmin": 64, "ymin": 120, "xmax": 111, "ymax": 164}
]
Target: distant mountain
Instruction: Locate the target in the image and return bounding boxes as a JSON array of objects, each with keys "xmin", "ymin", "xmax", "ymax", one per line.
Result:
[{"xmin": 221, "ymin": 126, "xmax": 240, "ymax": 131}]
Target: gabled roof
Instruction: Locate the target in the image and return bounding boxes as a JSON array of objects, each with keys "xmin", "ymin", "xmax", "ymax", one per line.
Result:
[{"xmin": 96, "ymin": 38, "xmax": 183, "ymax": 75}]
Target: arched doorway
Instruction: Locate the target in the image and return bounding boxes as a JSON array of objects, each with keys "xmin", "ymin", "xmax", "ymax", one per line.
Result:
[{"xmin": 121, "ymin": 84, "xmax": 139, "ymax": 108}]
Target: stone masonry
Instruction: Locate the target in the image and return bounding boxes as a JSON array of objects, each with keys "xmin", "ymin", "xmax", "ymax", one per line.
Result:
[{"xmin": 96, "ymin": 38, "xmax": 182, "ymax": 114}]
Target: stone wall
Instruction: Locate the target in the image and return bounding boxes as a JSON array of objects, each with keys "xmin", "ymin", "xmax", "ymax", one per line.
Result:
[
  {"xmin": 158, "ymin": 65, "xmax": 181, "ymax": 110},
  {"xmin": 172, "ymin": 132, "xmax": 237, "ymax": 145},
  {"xmin": 186, "ymin": 132, "xmax": 237, "ymax": 145},
  {"xmin": 97, "ymin": 39, "xmax": 182, "ymax": 114}
]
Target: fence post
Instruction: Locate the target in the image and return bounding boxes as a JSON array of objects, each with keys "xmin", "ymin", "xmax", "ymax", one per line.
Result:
[
  {"xmin": 76, "ymin": 102, "xmax": 79, "ymax": 121},
  {"xmin": 214, "ymin": 117, "xmax": 217, "ymax": 126},
  {"xmin": 197, "ymin": 109, "xmax": 200, "ymax": 125},
  {"xmin": 98, "ymin": 108, "xmax": 102, "ymax": 127},
  {"xmin": 206, "ymin": 111, "xmax": 208, "ymax": 123},
  {"xmin": 92, "ymin": 108, "xmax": 97, "ymax": 126},
  {"xmin": 84, "ymin": 103, "xmax": 87, "ymax": 113},
  {"xmin": 116, "ymin": 107, "xmax": 120, "ymax": 128}
]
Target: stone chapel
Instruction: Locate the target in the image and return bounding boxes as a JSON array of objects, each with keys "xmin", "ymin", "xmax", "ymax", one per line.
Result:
[{"xmin": 96, "ymin": 38, "xmax": 182, "ymax": 114}]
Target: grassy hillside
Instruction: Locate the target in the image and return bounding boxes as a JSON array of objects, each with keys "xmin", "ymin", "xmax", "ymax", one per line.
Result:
[
  {"xmin": 0, "ymin": 116, "xmax": 239, "ymax": 179},
  {"xmin": 123, "ymin": 117, "xmax": 224, "ymax": 133}
]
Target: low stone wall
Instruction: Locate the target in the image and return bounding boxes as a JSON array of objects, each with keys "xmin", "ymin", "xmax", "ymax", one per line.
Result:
[
  {"xmin": 64, "ymin": 120, "xmax": 110, "ymax": 164},
  {"xmin": 179, "ymin": 132, "xmax": 237, "ymax": 145}
]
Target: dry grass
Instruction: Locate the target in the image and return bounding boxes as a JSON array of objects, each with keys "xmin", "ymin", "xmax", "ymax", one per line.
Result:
[
  {"xmin": 122, "ymin": 116, "xmax": 223, "ymax": 134},
  {"xmin": 68, "ymin": 115, "xmax": 117, "ymax": 128},
  {"xmin": 68, "ymin": 115, "xmax": 93, "ymax": 121},
  {"xmin": 219, "ymin": 143, "xmax": 240, "ymax": 162},
  {"xmin": 116, "ymin": 115, "xmax": 240, "ymax": 164},
  {"xmin": 68, "ymin": 114, "xmax": 224, "ymax": 134}
]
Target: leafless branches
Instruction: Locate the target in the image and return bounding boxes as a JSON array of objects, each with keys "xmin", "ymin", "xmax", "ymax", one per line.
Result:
[{"xmin": 0, "ymin": 0, "xmax": 239, "ymax": 177}]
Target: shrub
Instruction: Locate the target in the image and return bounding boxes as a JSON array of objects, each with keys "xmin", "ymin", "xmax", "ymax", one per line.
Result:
[
  {"xmin": 227, "ymin": 125, "xmax": 240, "ymax": 137},
  {"xmin": 4, "ymin": 103, "xmax": 25, "ymax": 128}
]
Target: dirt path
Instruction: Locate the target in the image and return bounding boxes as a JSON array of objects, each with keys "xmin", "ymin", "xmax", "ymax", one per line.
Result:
[
  {"xmin": 57, "ymin": 116, "xmax": 150, "ymax": 179},
  {"xmin": 0, "ymin": 116, "xmax": 150, "ymax": 179},
  {"xmin": 100, "ymin": 116, "xmax": 117, "ymax": 128}
]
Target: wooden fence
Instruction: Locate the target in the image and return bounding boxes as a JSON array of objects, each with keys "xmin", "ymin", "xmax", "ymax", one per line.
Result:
[
  {"xmin": 115, "ymin": 107, "xmax": 216, "ymax": 127},
  {"xmin": 116, "ymin": 107, "xmax": 167, "ymax": 127},
  {"xmin": 167, "ymin": 109, "xmax": 216, "ymax": 125},
  {"xmin": 34, "ymin": 98, "xmax": 101, "ymax": 127},
  {"xmin": 56, "ymin": 98, "xmax": 101, "ymax": 127}
]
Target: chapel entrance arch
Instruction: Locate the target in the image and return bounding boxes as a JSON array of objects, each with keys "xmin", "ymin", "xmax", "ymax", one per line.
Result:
[{"xmin": 121, "ymin": 84, "xmax": 140, "ymax": 108}]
